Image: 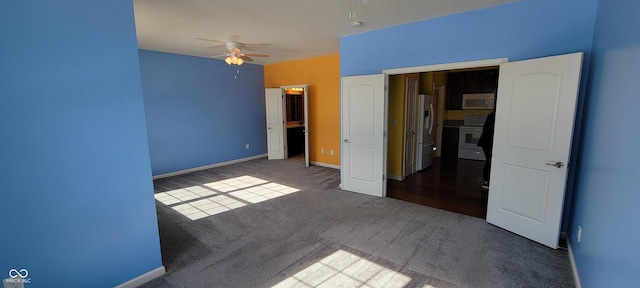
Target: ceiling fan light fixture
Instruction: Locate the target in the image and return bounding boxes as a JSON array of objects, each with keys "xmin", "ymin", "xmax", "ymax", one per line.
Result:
[{"xmin": 223, "ymin": 56, "xmax": 243, "ymax": 66}]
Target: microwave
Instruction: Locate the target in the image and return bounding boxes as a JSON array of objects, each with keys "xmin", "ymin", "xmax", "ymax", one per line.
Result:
[{"xmin": 462, "ymin": 93, "xmax": 495, "ymax": 110}]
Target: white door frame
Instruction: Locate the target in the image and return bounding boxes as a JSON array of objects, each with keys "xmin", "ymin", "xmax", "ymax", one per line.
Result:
[
  {"xmin": 341, "ymin": 58, "xmax": 507, "ymax": 195},
  {"xmin": 281, "ymin": 84, "xmax": 310, "ymax": 167},
  {"xmin": 384, "ymin": 59, "xmax": 508, "ymax": 160},
  {"xmin": 384, "ymin": 58, "xmax": 508, "ymax": 169},
  {"xmin": 383, "ymin": 58, "xmax": 509, "ymax": 75},
  {"xmin": 434, "ymin": 84, "xmax": 446, "ymax": 157},
  {"xmin": 403, "ymin": 77, "xmax": 418, "ymax": 176}
]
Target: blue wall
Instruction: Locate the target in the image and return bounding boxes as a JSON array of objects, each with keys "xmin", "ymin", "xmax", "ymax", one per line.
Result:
[
  {"xmin": 569, "ymin": 0, "xmax": 640, "ymax": 286},
  {"xmin": 340, "ymin": 0, "xmax": 597, "ymax": 76},
  {"xmin": 139, "ymin": 50, "xmax": 267, "ymax": 176},
  {"xmin": 0, "ymin": 1, "xmax": 162, "ymax": 287}
]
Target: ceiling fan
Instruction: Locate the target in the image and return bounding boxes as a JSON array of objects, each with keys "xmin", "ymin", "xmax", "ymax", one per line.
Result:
[{"xmin": 196, "ymin": 38, "xmax": 269, "ymax": 65}]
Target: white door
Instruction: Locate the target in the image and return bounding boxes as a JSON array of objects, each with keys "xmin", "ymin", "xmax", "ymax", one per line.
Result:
[
  {"xmin": 434, "ymin": 85, "xmax": 445, "ymax": 157},
  {"xmin": 265, "ymin": 88, "xmax": 285, "ymax": 160},
  {"xmin": 341, "ymin": 74, "xmax": 387, "ymax": 197},
  {"xmin": 415, "ymin": 94, "xmax": 426, "ymax": 170},
  {"xmin": 303, "ymin": 85, "xmax": 310, "ymax": 167},
  {"xmin": 487, "ymin": 52, "xmax": 583, "ymax": 248},
  {"xmin": 404, "ymin": 78, "xmax": 418, "ymax": 176}
]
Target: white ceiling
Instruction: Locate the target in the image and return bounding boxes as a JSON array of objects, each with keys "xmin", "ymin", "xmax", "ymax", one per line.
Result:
[{"xmin": 133, "ymin": 0, "xmax": 515, "ymax": 65}]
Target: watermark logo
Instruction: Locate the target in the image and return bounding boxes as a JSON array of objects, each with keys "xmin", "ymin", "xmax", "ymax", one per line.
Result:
[
  {"xmin": 5, "ymin": 268, "xmax": 31, "ymax": 284},
  {"xmin": 8, "ymin": 269, "xmax": 28, "ymax": 279}
]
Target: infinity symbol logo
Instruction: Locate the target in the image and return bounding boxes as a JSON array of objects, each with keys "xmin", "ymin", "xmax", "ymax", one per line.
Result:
[{"xmin": 8, "ymin": 269, "xmax": 29, "ymax": 279}]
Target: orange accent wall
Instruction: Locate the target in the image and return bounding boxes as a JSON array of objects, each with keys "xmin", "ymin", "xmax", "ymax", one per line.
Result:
[{"xmin": 264, "ymin": 54, "xmax": 340, "ymax": 166}]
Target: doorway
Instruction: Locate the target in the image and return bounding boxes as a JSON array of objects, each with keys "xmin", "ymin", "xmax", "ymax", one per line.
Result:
[
  {"xmin": 285, "ymin": 89, "xmax": 305, "ymax": 158},
  {"xmin": 265, "ymin": 85, "xmax": 310, "ymax": 167},
  {"xmin": 383, "ymin": 59, "xmax": 506, "ymax": 218}
]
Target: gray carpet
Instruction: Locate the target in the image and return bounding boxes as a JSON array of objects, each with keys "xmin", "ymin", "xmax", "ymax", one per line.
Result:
[{"xmin": 141, "ymin": 158, "xmax": 574, "ymax": 288}]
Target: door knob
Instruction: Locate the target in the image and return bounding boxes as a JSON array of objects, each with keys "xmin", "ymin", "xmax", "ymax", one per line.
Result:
[
  {"xmin": 545, "ymin": 161, "xmax": 564, "ymax": 168},
  {"xmin": 268, "ymin": 127, "xmax": 272, "ymax": 130},
  {"xmin": 344, "ymin": 139, "xmax": 350, "ymax": 143}
]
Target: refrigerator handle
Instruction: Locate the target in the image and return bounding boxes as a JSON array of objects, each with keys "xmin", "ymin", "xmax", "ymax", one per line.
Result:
[{"xmin": 429, "ymin": 103, "xmax": 434, "ymax": 134}]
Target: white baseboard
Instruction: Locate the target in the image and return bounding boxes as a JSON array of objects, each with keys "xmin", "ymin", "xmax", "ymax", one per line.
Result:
[
  {"xmin": 310, "ymin": 161, "xmax": 340, "ymax": 169},
  {"xmin": 567, "ymin": 239, "xmax": 582, "ymax": 288},
  {"xmin": 115, "ymin": 266, "xmax": 165, "ymax": 288},
  {"xmin": 387, "ymin": 174, "xmax": 403, "ymax": 181},
  {"xmin": 152, "ymin": 154, "xmax": 267, "ymax": 179}
]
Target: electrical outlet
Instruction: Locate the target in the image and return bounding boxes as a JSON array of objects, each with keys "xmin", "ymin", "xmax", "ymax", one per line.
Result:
[
  {"xmin": 330, "ymin": 149, "xmax": 334, "ymax": 156},
  {"xmin": 577, "ymin": 225, "xmax": 582, "ymax": 243},
  {"xmin": 321, "ymin": 148, "xmax": 325, "ymax": 154},
  {"xmin": 245, "ymin": 144, "xmax": 250, "ymax": 150}
]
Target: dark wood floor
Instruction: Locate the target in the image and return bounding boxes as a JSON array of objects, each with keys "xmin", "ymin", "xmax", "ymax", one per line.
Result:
[{"xmin": 387, "ymin": 157, "xmax": 488, "ymax": 219}]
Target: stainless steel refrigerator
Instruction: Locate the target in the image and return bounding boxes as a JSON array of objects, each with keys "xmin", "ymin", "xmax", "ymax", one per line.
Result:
[{"xmin": 416, "ymin": 94, "xmax": 435, "ymax": 170}]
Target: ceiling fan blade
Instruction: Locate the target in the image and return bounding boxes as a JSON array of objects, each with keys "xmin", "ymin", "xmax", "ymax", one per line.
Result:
[
  {"xmin": 194, "ymin": 37, "xmax": 225, "ymax": 43},
  {"xmin": 239, "ymin": 55, "xmax": 254, "ymax": 62},
  {"xmin": 197, "ymin": 47, "xmax": 225, "ymax": 54},
  {"xmin": 243, "ymin": 53, "xmax": 269, "ymax": 57},
  {"xmin": 206, "ymin": 44, "xmax": 226, "ymax": 50},
  {"xmin": 209, "ymin": 54, "xmax": 229, "ymax": 59},
  {"xmin": 242, "ymin": 44, "xmax": 269, "ymax": 51}
]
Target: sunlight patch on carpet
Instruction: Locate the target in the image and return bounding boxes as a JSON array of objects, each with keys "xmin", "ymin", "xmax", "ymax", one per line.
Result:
[
  {"xmin": 155, "ymin": 175, "xmax": 300, "ymax": 220},
  {"xmin": 272, "ymin": 249, "xmax": 412, "ymax": 288}
]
